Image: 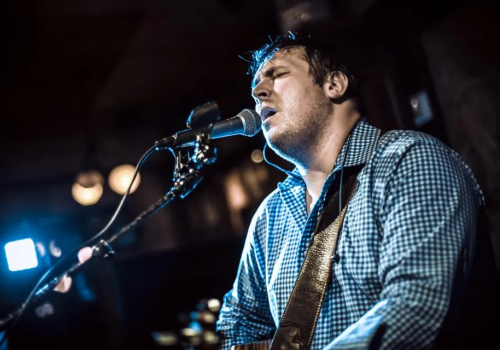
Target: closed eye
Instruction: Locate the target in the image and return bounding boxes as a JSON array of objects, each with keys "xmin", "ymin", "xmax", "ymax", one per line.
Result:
[{"xmin": 272, "ymin": 72, "xmax": 288, "ymax": 80}]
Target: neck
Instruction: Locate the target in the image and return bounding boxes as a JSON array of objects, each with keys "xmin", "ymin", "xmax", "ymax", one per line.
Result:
[{"xmin": 298, "ymin": 110, "xmax": 360, "ymax": 214}]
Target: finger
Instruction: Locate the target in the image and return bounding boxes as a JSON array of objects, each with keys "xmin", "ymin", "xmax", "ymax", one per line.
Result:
[
  {"xmin": 54, "ymin": 275, "xmax": 72, "ymax": 293},
  {"xmin": 78, "ymin": 247, "xmax": 93, "ymax": 264}
]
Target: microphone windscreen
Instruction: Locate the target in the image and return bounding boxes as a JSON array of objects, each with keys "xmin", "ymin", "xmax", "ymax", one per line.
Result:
[{"xmin": 238, "ymin": 109, "xmax": 261, "ymax": 136}]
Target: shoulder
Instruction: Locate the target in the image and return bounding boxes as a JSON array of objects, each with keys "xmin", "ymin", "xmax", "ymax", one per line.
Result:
[
  {"xmin": 377, "ymin": 129, "xmax": 449, "ymax": 156},
  {"xmin": 368, "ymin": 130, "xmax": 451, "ymax": 180},
  {"xmin": 373, "ymin": 129, "xmax": 466, "ymax": 171},
  {"xmin": 371, "ymin": 129, "xmax": 483, "ymax": 201}
]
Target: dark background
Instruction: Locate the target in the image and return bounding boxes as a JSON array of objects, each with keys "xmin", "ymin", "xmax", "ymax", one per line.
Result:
[{"xmin": 0, "ymin": 0, "xmax": 499, "ymax": 348}]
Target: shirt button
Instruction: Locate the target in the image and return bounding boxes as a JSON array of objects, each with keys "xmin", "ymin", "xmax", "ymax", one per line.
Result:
[{"xmin": 333, "ymin": 254, "xmax": 341, "ymax": 263}]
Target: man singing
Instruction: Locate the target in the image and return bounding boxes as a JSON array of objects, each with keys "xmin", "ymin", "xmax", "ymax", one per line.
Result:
[{"xmin": 216, "ymin": 33, "xmax": 495, "ymax": 349}]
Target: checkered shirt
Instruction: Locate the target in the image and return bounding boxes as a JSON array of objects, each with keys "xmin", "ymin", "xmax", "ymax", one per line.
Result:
[{"xmin": 216, "ymin": 120, "xmax": 483, "ymax": 349}]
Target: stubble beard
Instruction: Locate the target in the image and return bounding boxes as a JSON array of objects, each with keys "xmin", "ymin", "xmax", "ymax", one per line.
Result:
[{"xmin": 266, "ymin": 100, "xmax": 332, "ymax": 167}]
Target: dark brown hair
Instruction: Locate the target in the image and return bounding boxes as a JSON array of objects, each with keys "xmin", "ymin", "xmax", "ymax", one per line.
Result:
[{"xmin": 250, "ymin": 33, "xmax": 366, "ymax": 115}]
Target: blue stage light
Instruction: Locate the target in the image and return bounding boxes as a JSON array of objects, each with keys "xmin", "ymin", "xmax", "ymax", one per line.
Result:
[{"xmin": 4, "ymin": 238, "xmax": 39, "ymax": 272}]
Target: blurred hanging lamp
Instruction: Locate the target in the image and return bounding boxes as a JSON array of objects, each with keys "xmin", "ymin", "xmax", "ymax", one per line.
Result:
[
  {"xmin": 108, "ymin": 164, "xmax": 141, "ymax": 195},
  {"xmin": 72, "ymin": 71, "xmax": 105, "ymax": 206},
  {"xmin": 72, "ymin": 170, "xmax": 104, "ymax": 206}
]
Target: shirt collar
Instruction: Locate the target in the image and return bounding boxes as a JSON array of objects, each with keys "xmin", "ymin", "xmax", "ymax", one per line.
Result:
[{"xmin": 278, "ymin": 119, "xmax": 381, "ymax": 191}]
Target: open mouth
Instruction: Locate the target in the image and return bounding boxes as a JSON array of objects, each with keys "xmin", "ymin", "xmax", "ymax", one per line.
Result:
[{"xmin": 261, "ymin": 109, "xmax": 277, "ymax": 121}]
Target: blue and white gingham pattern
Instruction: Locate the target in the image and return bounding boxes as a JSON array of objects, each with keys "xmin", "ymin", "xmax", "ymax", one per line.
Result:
[{"xmin": 216, "ymin": 120, "xmax": 483, "ymax": 350}]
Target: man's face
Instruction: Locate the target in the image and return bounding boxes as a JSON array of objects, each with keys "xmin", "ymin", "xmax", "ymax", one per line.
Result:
[{"xmin": 252, "ymin": 48, "xmax": 333, "ymax": 161}]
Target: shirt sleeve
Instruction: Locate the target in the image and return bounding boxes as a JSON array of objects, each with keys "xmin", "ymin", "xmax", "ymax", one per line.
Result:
[
  {"xmin": 324, "ymin": 138, "xmax": 481, "ymax": 350},
  {"xmin": 216, "ymin": 205, "xmax": 276, "ymax": 350}
]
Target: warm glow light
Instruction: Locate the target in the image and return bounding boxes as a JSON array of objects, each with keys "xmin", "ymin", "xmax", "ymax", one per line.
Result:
[
  {"xmin": 72, "ymin": 171, "xmax": 104, "ymax": 206},
  {"xmin": 203, "ymin": 331, "xmax": 217, "ymax": 344},
  {"xmin": 181, "ymin": 328, "xmax": 199, "ymax": 337},
  {"xmin": 108, "ymin": 164, "xmax": 141, "ymax": 195},
  {"xmin": 207, "ymin": 299, "xmax": 221, "ymax": 312},
  {"xmin": 72, "ymin": 182, "xmax": 103, "ymax": 206},
  {"xmin": 152, "ymin": 332, "xmax": 178, "ymax": 346},
  {"xmin": 225, "ymin": 172, "xmax": 248, "ymax": 211},
  {"xmin": 251, "ymin": 149, "xmax": 264, "ymax": 163}
]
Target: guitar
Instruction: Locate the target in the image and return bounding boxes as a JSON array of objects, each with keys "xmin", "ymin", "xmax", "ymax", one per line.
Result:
[{"xmin": 231, "ymin": 340, "xmax": 271, "ymax": 350}]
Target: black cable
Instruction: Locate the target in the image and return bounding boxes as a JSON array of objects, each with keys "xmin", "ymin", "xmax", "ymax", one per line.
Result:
[
  {"xmin": 338, "ymin": 132, "xmax": 352, "ymax": 215},
  {"xmin": 0, "ymin": 144, "xmax": 159, "ymax": 347},
  {"xmin": 338, "ymin": 166, "xmax": 345, "ymax": 216},
  {"xmin": 262, "ymin": 143, "xmax": 301, "ymax": 180},
  {"xmin": 262, "ymin": 135, "xmax": 352, "ymax": 213}
]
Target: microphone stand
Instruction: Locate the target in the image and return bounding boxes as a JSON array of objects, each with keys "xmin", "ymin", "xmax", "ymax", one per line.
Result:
[{"xmin": 0, "ymin": 128, "xmax": 217, "ymax": 332}]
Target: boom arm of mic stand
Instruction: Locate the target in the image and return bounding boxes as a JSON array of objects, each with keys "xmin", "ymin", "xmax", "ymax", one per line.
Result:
[
  {"xmin": 0, "ymin": 182, "xmax": 197, "ymax": 331},
  {"xmin": 0, "ymin": 192, "xmax": 177, "ymax": 332},
  {"xmin": 0, "ymin": 253, "xmax": 86, "ymax": 330},
  {"xmin": 0, "ymin": 128, "xmax": 214, "ymax": 335},
  {"xmin": 0, "ymin": 186, "xmax": 193, "ymax": 331}
]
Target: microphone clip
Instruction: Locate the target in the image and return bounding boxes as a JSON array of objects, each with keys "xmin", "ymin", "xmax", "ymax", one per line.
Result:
[
  {"xmin": 92, "ymin": 239, "xmax": 117, "ymax": 260},
  {"xmin": 172, "ymin": 126, "xmax": 216, "ymax": 199},
  {"xmin": 186, "ymin": 100, "xmax": 221, "ymax": 129}
]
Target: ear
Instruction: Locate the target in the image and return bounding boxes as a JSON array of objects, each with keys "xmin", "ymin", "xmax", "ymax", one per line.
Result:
[{"xmin": 323, "ymin": 72, "xmax": 349, "ymax": 100}]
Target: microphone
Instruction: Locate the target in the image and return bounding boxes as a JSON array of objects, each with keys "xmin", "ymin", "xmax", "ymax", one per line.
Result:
[{"xmin": 156, "ymin": 109, "xmax": 261, "ymax": 148}]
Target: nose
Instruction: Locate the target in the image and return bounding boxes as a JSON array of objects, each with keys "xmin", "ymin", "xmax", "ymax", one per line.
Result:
[{"xmin": 252, "ymin": 80, "xmax": 271, "ymax": 102}]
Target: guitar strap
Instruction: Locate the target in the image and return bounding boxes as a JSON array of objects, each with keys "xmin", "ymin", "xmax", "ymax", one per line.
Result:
[{"xmin": 270, "ymin": 164, "xmax": 364, "ymax": 350}]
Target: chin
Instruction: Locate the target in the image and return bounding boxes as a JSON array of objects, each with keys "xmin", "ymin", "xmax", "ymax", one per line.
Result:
[
  {"xmin": 263, "ymin": 128, "xmax": 281, "ymax": 147},
  {"xmin": 266, "ymin": 132, "xmax": 295, "ymax": 157}
]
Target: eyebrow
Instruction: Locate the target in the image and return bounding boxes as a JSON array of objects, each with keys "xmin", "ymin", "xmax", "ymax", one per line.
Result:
[{"xmin": 252, "ymin": 65, "xmax": 289, "ymax": 89}]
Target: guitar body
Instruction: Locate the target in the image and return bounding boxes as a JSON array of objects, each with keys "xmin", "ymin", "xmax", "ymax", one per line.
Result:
[{"xmin": 231, "ymin": 339, "xmax": 271, "ymax": 350}]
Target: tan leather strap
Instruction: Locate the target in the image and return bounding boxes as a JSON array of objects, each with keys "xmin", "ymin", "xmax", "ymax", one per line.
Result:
[{"xmin": 270, "ymin": 165, "xmax": 362, "ymax": 350}]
